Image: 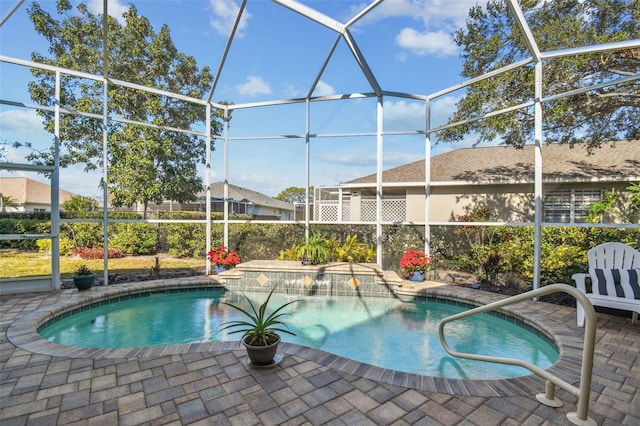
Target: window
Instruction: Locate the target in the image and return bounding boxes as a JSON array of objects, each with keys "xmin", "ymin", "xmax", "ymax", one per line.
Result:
[{"xmin": 544, "ymin": 189, "xmax": 601, "ymax": 223}]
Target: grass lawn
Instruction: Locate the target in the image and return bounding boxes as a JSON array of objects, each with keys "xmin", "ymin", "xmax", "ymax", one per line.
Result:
[{"xmin": 0, "ymin": 249, "xmax": 205, "ymax": 279}]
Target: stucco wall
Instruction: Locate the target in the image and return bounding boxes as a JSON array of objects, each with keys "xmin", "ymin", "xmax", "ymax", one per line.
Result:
[{"xmin": 434, "ymin": 183, "xmax": 534, "ymax": 222}]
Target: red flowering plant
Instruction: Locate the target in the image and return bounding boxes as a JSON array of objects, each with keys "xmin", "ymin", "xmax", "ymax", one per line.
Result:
[
  {"xmin": 208, "ymin": 246, "xmax": 241, "ymax": 268},
  {"xmin": 399, "ymin": 249, "xmax": 432, "ymax": 276}
]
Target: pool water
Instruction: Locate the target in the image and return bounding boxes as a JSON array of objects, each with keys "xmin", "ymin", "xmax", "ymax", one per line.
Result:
[{"xmin": 39, "ymin": 290, "xmax": 558, "ymax": 379}]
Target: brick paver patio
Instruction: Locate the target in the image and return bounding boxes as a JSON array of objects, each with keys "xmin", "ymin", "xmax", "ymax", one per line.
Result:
[{"xmin": 1, "ymin": 277, "xmax": 638, "ymax": 425}]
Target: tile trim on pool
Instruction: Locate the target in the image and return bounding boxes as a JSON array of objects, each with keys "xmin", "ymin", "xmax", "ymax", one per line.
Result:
[{"xmin": 6, "ymin": 275, "xmax": 584, "ymax": 398}]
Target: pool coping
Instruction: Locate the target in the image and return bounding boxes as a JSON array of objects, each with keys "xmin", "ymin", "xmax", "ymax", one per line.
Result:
[{"xmin": 5, "ymin": 275, "xmax": 586, "ymax": 398}]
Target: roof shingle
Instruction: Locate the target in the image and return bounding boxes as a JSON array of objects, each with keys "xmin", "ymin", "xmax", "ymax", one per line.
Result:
[
  {"xmin": 205, "ymin": 182, "xmax": 293, "ymax": 211},
  {"xmin": 347, "ymin": 140, "xmax": 640, "ymax": 184}
]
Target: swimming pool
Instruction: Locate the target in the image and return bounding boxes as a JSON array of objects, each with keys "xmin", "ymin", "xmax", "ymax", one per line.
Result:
[{"xmin": 39, "ymin": 288, "xmax": 558, "ymax": 380}]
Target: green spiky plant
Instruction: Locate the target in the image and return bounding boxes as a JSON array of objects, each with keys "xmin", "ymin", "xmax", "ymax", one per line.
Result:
[
  {"xmin": 296, "ymin": 230, "xmax": 329, "ymax": 264},
  {"xmin": 74, "ymin": 264, "xmax": 92, "ymax": 276},
  {"xmin": 220, "ymin": 285, "xmax": 298, "ymax": 346}
]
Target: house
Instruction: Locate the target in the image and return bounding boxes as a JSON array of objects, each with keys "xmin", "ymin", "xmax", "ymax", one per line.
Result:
[
  {"xmin": 0, "ymin": 177, "xmax": 78, "ymax": 212},
  {"xmin": 197, "ymin": 182, "xmax": 295, "ymax": 221},
  {"xmin": 314, "ymin": 140, "xmax": 640, "ymax": 224},
  {"xmin": 85, "ymin": 182, "xmax": 295, "ymax": 220}
]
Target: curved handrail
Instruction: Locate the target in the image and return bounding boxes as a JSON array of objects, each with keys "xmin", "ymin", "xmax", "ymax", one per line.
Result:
[{"xmin": 438, "ymin": 283, "xmax": 597, "ymax": 426}]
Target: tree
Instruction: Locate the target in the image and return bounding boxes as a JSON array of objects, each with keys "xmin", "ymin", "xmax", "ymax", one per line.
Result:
[
  {"xmin": 0, "ymin": 194, "xmax": 19, "ymax": 212},
  {"xmin": 275, "ymin": 186, "xmax": 314, "ymax": 204},
  {"xmin": 0, "ymin": 139, "xmax": 9, "ymax": 161},
  {"xmin": 25, "ymin": 0, "xmax": 225, "ymax": 216},
  {"xmin": 440, "ymin": 0, "xmax": 639, "ymax": 149},
  {"xmin": 61, "ymin": 195, "xmax": 99, "ymax": 212}
]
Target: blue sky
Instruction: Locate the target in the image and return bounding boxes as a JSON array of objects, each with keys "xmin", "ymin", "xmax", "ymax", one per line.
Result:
[{"xmin": 0, "ymin": 0, "xmax": 488, "ymax": 199}]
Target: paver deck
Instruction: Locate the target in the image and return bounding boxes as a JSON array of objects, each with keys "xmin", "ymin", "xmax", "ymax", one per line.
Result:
[{"xmin": 1, "ymin": 276, "xmax": 638, "ymax": 425}]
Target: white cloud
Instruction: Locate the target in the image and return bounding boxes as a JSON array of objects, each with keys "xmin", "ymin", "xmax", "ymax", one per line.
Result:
[
  {"xmin": 86, "ymin": 0, "xmax": 128, "ymax": 25},
  {"xmin": 355, "ymin": 0, "xmax": 486, "ymax": 28},
  {"xmin": 282, "ymin": 84, "xmax": 304, "ymax": 99},
  {"xmin": 396, "ymin": 51, "xmax": 408, "ymax": 62},
  {"xmin": 0, "ymin": 109, "xmax": 44, "ymax": 133},
  {"xmin": 384, "ymin": 151, "xmax": 425, "ymax": 164},
  {"xmin": 318, "ymin": 152, "xmax": 377, "ymax": 167},
  {"xmin": 396, "ymin": 28, "xmax": 459, "ymax": 57},
  {"xmin": 420, "ymin": 0, "xmax": 487, "ymax": 28},
  {"xmin": 235, "ymin": 76, "xmax": 272, "ymax": 96},
  {"xmin": 346, "ymin": 1, "xmax": 422, "ymax": 25},
  {"xmin": 430, "ymin": 95, "xmax": 460, "ymax": 128},
  {"xmin": 383, "ymin": 100, "xmax": 426, "ymax": 131},
  {"xmin": 349, "ymin": 0, "xmax": 486, "ymax": 58},
  {"xmin": 312, "ymin": 81, "xmax": 336, "ymax": 97},
  {"xmin": 0, "ymin": 148, "xmax": 22, "ymax": 164},
  {"xmin": 209, "ymin": 0, "xmax": 252, "ymax": 38}
]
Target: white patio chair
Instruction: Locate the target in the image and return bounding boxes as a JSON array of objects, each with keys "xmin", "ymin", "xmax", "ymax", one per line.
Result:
[{"xmin": 572, "ymin": 242, "xmax": 640, "ymax": 327}]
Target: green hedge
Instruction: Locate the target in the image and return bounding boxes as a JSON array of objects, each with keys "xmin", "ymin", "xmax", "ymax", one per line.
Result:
[
  {"xmin": 3, "ymin": 212, "xmax": 639, "ymax": 292},
  {"xmin": 0, "ymin": 218, "xmax": 49, "ymax": 249}
]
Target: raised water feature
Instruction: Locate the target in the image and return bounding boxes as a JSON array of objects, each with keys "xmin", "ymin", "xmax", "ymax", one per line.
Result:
[{"xmin": 218, "ymin": 260, "xmax": 403, "ymax": 297}]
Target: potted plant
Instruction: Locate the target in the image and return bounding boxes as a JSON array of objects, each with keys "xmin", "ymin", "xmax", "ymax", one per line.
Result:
[
  {"xmin": 296, "ymin": 231, "xmax": 329, "ymax": 265},
  {"xmin": 220, "ymin": 285, "xmax": 298, "ymax": 366},
  {"xmin": 72, "ymin": 264, "xmax": 94, "ymax": 291},
  {"xmin": 208, "ymin": 246, "xmax": 241, "ymax": 274},
  {"xmin": 400, "ymin": 249, "xmax": 432, "ymax": 282}
]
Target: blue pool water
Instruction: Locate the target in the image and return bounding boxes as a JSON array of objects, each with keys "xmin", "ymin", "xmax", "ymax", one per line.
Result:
[{"xmin": 39, "ymin": 289, "xmax": 558, "ymax": 379}]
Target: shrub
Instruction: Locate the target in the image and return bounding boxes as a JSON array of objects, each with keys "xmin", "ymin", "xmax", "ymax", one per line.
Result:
[
  {"xmin": 109, "ymin": 223, "xmax": 157, "ymax": 255},
  {"xmin": 381, "ymin": 224, "xmax": 425, "ymax": 271},
  {"xmin": 166, "ymin": 223, "xmax": 207, "ymax": 258},
  {"xmin": 36, "ymin": 237, "xmax": 75, "ymax": 256},
  {"xmin": 327, "ymin": 234, "xmax": 376, "ymax": 262},
  {"xmin": 233, "ymin": 223, "xmax": 305, "ymax": 261},
  {"xmin": 161, "ymin": 211, "xmax": 212, "ymax": 258},
  {"xmin": 0, "ymin": 218, "xmax": 49, "ymax": 249},
  {"xmin": 482, "ymin": 251, "xmax": 503, "ymax": 284},
  {"xmin": 71, "ymin": 247, "xmax": 124, "ymax": 259},
  {"xmin": 278, "ymin": 245, "xmax": 299, "ymax": 260},
  {"xmin": 61, "ymin": 222, "xmax": 103, "ymax": 248},
  {"xmin": 277, "ymin": 232, "xmax": 376, "ymax": 264}
]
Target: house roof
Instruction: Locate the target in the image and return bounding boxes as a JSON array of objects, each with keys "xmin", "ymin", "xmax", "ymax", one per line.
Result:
[
  {"xmin": 347, "ymin": 140, "xmax": 640, "ymax": 185},
  {"xmin": 203, "ymin": 182, "xmax": 294, "ymax": 212},
  {"xmin": 0, "ymin": 177, "xmax": 77, "ymax": 205}
]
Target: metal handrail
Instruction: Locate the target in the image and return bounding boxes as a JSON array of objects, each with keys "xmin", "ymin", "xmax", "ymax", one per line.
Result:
[{"xmin": 438, "ymin": 283, "xmax": 597, "ymax": 426}]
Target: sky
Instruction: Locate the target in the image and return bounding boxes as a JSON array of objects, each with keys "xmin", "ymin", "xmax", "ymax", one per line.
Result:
[{"xmin": 0, "ymin": 0, "xmax": 494, "ymax": 199}]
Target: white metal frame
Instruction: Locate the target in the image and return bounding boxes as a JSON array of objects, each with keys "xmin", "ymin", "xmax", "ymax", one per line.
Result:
[{"xmin": 1, "ymin": 0, "xmax": 639, "ymax": 289}]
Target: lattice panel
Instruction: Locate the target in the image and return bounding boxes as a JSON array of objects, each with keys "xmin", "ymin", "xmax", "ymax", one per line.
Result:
[
  {"xmin": 315, "ymin": 199, "xmax": 405, "ymax": 222},
  {"xmin": 361, "ymin": 200, "xmax": 377, "ymax": 221},
  {"xmin": 361, "ymin": 200, "xmax": 406, "ymax": 222},
  {"xmin": 383, "ymin": 199, "xmax": 406, "ymax": 221},
  {"xmin": 342, "ymin": 201, "xmax": 351, "ymax": 221},
  {"xmin": 315, "ymin": 201, "xmax": 338, "ymax": 222}
]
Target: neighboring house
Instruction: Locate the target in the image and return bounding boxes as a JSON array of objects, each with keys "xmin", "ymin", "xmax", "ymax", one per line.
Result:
[
  {"xmin": 0, "ymin": 177, "xmax": 77, "ymax": 212},
  {"xmin": 315, "ymin": 140, "xmax": 640, "ymax": 224},
  {"xmin": 201, "ymin": 182, "xmax": 295, "ymax": 221},
  {"xmin": 128, "ymin": 182, "xmax": 295, "ymax": 221}
]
